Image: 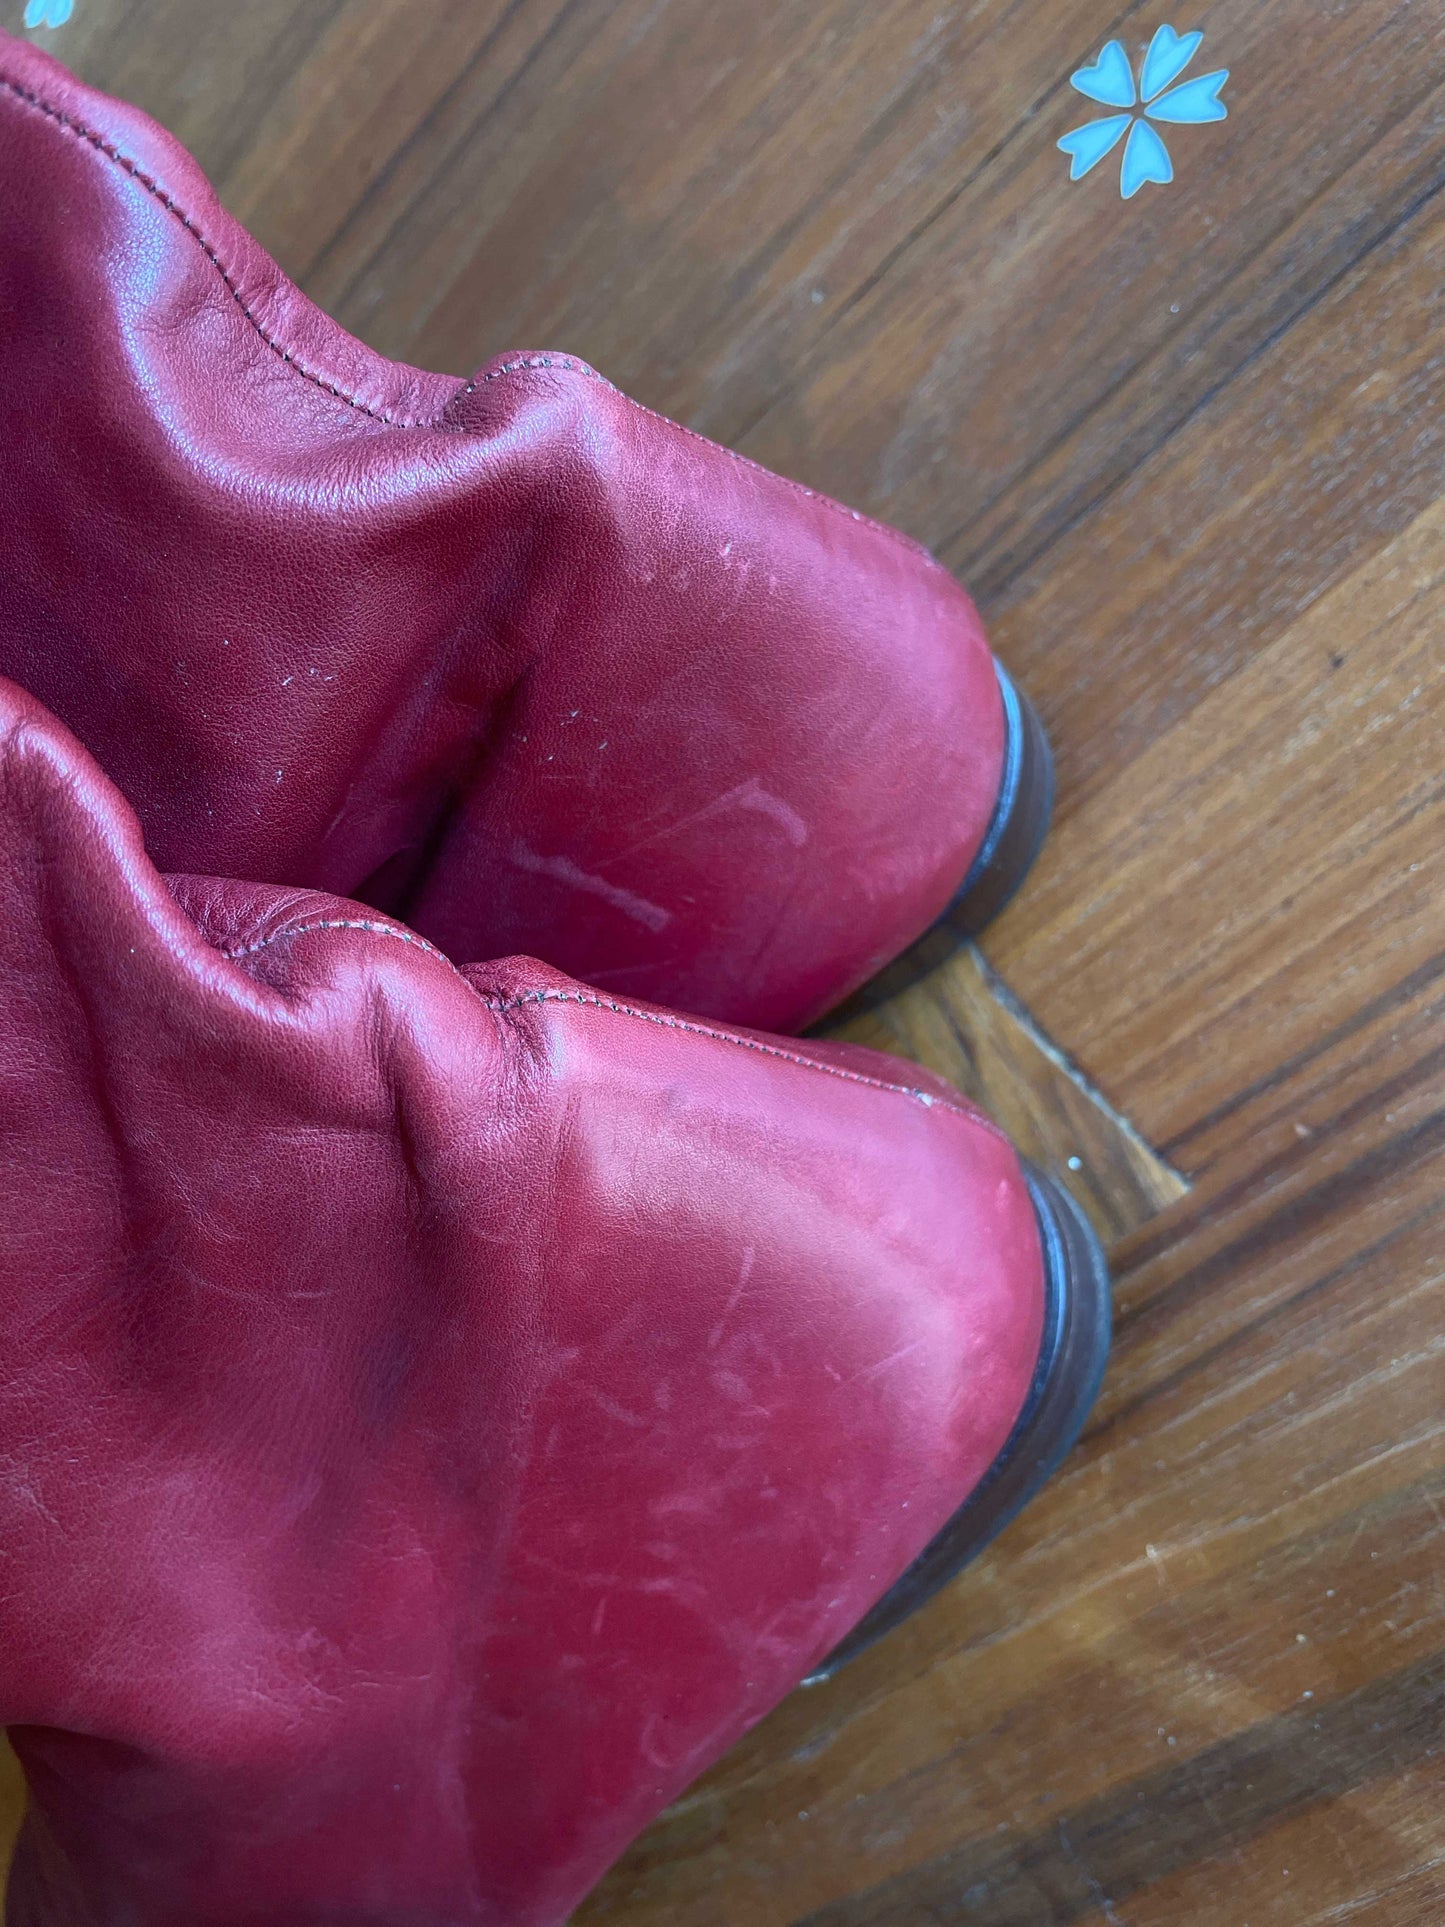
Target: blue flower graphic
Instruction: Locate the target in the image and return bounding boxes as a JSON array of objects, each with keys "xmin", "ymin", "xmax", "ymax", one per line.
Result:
[
  {"xmin": 24, "ymin": 0, "xmax": 74, "ymax": 26},
  {"xmin": 1059, "ymin": 25, "xmax": 1228, "ymax": 199}
]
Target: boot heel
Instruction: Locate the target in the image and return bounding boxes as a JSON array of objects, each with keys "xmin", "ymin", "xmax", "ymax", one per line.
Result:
[
  {"xmin": 949, "ymin": 661, "xmax": 1055, "ymax": 936},
  {"xmin": 804, "ymin": 1163, "xmax": 1110, "ymax": 1681}
]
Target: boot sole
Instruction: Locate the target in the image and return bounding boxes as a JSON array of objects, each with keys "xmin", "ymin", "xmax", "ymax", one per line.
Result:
[
  {"xmin": 948, "ymin": 659, "xmax": 1056, "ymax": 938},
  {"xmin": 803, "ymin": 1164, "xmax": 1111, "ymax": 1682}
]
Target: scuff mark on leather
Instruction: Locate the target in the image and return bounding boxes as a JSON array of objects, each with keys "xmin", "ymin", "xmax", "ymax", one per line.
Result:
[{"xmin": 507, "ymin": 842, "xmax": 671, "ymax": 933}]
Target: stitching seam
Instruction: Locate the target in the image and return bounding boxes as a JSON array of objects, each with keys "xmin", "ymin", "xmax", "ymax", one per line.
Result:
[
  {"xmin": 0, "ymin": 74, "xmax": 424, "ymax": 425},
  {"xmin": 479, "ymin": 989, "xmax": 974, "ymax": 1118},
  {"xmin": 0, "ymin": 73, "xmax": 938, "ymax": 560},
  {"xmin": 221, "ymin": 917, "xmax": 982, "ymax": 1126},
  {"xmin": 223, "ymin": 915, "xmax": 468, "ymax": 975}
]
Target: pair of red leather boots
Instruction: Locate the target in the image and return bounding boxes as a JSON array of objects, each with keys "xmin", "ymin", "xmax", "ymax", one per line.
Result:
[{"xmin": 0, "ymin": 36, "xmax": 1110, "ymax": 1927}]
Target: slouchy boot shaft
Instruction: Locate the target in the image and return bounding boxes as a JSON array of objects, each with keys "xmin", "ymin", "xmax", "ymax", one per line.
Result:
[
  {"xmin": 0, "ymin": 31, "xmax": 1007, "ymax": 1033},
  {"xmin": 0, "ymin": 680, "xmax": 1045, "ymax": 1924}
]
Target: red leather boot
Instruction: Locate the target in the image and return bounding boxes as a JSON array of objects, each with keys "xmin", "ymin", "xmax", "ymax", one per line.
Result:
[
  {"xmin": 0, "ymin": 680, "xmax": 1107, "ymax": 1925},
  {"xmin": 0, "ymin": 33, "xmax": 1050, "ymax": 1035}
]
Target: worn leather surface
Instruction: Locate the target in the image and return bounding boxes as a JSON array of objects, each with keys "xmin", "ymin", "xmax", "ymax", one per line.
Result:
[
  {"xmin": 0, "ymin": 680, "xmax": 1042, "ymax": 1926},
  {"xmin": 0, "ymin": 32, "xmax": 1004, "ymax": 1036}
]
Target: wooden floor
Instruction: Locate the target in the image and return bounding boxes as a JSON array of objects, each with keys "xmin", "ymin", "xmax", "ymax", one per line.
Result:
[{"xmin": 4, "ymin": 0, "xmax": 1444, "ymax": 1920}]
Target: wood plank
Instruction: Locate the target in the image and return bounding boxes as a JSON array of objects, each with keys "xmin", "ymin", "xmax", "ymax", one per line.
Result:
[
  {"xmin": 35, "ymin": 0, "xmax": 351, "ymax": 188},
  {"xmin": 739, "ymin": 0, "xmax": 1445, "ymax": 554},
  {"xmin": 227, "ymin": 0, "xmax": 579, "ymax": 298},
  {"xmin": 985, "ymin": 492, "xmax": 1445, "ymax": 1156},
  {"xmin": 314, "ymin": 0, "xmax": 1144, "ymax": 388},
  {"xmin": 956, "ymin": 74, "xmax": 1445, "ymax": 607},
  {"xmin": 1065, "ymin": 1772, "xmax": 1445, "ymax": 1927},
  {"xmin": 976, "ymin": 162, "xmax": 1445, "ymax": 815},
  {"xmin": 793, "ymin": 1666, "xmax": 1445, "ymax": 1925},
  {"xmin": 825, "ymin": 943, "xmax": 1186, "ymax": 1245}
]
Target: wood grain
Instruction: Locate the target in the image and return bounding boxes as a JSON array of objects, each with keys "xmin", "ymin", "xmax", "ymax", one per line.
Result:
[
  {"xmin": 988, "ymin": 495, "xmax": 1445, "ymax": 1154},
  {"xmin": 825, "ymin": 942, "xmax": 1186, "ymax": 1244},
  {"xmin": 0, "ymin": 1743, "xmax": 19, "ymax": 1892},
  {"xmin": 4, "ymin": 0, "xmax": 1445, "ymax": 1921}
]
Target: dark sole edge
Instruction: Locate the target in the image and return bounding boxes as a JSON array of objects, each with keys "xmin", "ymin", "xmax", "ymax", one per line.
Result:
[
  {"xmin": 948, "ymin": 660, "xmax": 1055, "ymax": 938},
  {"xmin": 802, "ymin": 1164, "xmax": 1111, "ymax": 1684}
]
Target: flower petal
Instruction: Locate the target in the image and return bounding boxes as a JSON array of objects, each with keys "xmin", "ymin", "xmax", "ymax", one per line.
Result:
[
  {"xmin": 1120, "ymin": 119, "xmax": 1174, "ymax": 199},
  {"xmin": 1070, "ymin": 41, "xmax": 1137, "ymax": 109},
  {"xmin": 1146, "ymin": 70, "xmax": 1229, "ymax": 123},
  {"xmin": 1140, "ymin": 25, "xmax": 1204, "ymax": 101},
  {"xmin": 1057, "ymin": 114, "xmax": 1132, "ymax": 180},
  {"xmin": 23, "ymin": 0, "xmax": 45, "ymax": 23}
]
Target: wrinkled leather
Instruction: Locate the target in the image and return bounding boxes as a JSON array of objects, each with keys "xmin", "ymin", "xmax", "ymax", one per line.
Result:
[
  {"xmin": 0, "ymin": 33, "xmax": 1004, "ymax": 1035},
  {"xmin": 0, "ymin": 679, "xmax": 1043, "ymax": 1926}
]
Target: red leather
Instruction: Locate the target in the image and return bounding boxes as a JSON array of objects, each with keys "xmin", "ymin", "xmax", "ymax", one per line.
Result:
[
  {"xmin": 0, "ymin": 679, "xmax": 1043, "ymax": 1925},
  {"xmin": 0, "ymin": 33, "xmax": 1004, "ymax": 1035}
]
